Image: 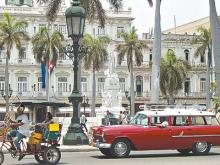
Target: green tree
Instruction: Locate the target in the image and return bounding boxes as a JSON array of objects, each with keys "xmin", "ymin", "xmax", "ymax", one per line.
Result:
[
  {"xmin": 191, "ymin": 27, "xmax": 212, "ymax": 108},
  {"xmin": 147, "ymin": 0, "xmax": 162, "ymax": 104},
  {"xmin": 31, "ymin": 27, "xmax": 64, "ymax": 99},
  {"xmin": 116, "ymin": 26, "xmax": 148, "ymax": 116},
  {"xmin": 160, "ymin": 49, "xmax": 190, "ymax": 105},
  {"xmin": 83, "ymin": 34, "xmax": 111, "ymax": 117},
  {"xmin": 37, "ymin": 0, "xmax": 123, "ymax": 27},
  {"xmin": 209, "ymin": 0, "xmax": 220, "ymax": 106},
  {"xmin": 0, "ymin": 12, "xmax": 29, "ymax": 112}
]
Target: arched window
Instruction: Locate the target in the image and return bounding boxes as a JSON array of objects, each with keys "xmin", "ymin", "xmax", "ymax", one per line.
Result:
[
  {"xmin": 81, "ymin": 77, "xmax": 87, "ymax": 92},
  {"xmin": 200, "ymin": 54, "xmax": 205, "ymax": 63},
  {"xmin": 18, "ymin": 77, "xmax": 27, "ymax": 93},
  {"xmin": 184, "ymin": 49, "xmax": 190, "ymax": 62},
  {"xmin": 58, "ymin": 77, "xmax": 68, "ymax": 93},
  {"xmin": 0, "ymin": 77, "xmax": 5, "ymax": 91},
  {"xmin": 136, "ymin": 76, "xmax": 143, "ymax": 96},
  {"xmin": 184, "ymin": 78, "xmax": 190, "ymax": 95},
  {"xmin": 119, "ymin": 78, "xmax": 125, "ymax": 92}
]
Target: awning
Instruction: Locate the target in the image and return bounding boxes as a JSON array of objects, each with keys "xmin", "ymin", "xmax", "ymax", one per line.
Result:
[
  {"xmin": 12, "ymin": 100, "xmax": 70, "ymax": 107},
  {"xmin": 58, "ymin": 107, "xmax": 91, "ymax": 113}
]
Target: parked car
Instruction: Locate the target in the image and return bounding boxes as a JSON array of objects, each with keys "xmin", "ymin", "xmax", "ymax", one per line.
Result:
[{"xmin": 90, "ymin": 106, "xmax": 220, "ymax": 158}]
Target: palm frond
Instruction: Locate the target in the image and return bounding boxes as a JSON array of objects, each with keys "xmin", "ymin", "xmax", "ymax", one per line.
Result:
[
  {"xmin": 160, "ymin": 49, "xmax": 190, "ymax": 98},
  {"xmin": 83, "ymin": 0, "xmax": 106, "ymax": 28},
  {"xmin": 0, "ymin": 12, "xmax": 29, "ymax": 59},
  {"xmin": 83, "ymin": 33, "xmax": 109, "ymax": 71},
  {"xmin": 147, "ymin": 0, "xmax": 153, "ymax": 7},
  {"xmin": 46, "ymin": 0, "xmax": 62, "ymax": 22},
  {"xmin": 32, "ymin": 27, "xmax": 63, "ymax": 64},
  {"xmin": 107, "ymin": 0, "xmax": 123, "ymax": 10}
]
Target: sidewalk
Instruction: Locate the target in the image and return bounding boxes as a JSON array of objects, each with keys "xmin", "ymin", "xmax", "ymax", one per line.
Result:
[{"xmin": 60, "ymin": 144, "xmax": 98, "ymax": 152}]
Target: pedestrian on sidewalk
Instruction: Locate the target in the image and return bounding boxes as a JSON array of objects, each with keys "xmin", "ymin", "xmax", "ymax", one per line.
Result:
[
  {"xmin": 122, "ymin": 111, "xmax": 129, "ymax": 125},
  {"xmin": 104, "ymin": 111, "xmax": 111, "ymax": 125},
  {"xmin": 118, "ymin": 111, "xmax": 123, "ymax": 125},
  {"xmin": 80, "ymin": 113, "xmax": 88, "ymax": 132}
]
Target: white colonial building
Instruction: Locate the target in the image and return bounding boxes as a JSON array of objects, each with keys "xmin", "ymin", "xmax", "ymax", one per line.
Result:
[{"xmin": 0, "ymin": 2, "xmax": 208, "ymax": 122}]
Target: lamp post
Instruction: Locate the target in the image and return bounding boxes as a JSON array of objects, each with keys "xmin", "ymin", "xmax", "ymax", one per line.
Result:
[
  {"xmin": 63, "ymin": 0, "xmax": 88, "ymax": 145},
  {"xmin": 0, "ymin": 84, "xmax": 13, "ymax": 101},
  {"xmin": 82, "ymin": 95, "xmax": 89, "ymax": 115}
]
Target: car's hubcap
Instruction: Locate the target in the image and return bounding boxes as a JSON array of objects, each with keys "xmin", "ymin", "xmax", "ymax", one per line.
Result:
[
  {"xmin": 114, "ymin": 142, "xmax": 127, "ymax": 156},
  {"xmin": 196, "ymin": 142, "xmax": 208, "ymax": 153}
]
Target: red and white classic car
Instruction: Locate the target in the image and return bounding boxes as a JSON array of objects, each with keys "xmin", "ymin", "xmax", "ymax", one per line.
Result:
[{"xmin": 91, "ymin": 106, "xmax": 220, "ymax": 158}]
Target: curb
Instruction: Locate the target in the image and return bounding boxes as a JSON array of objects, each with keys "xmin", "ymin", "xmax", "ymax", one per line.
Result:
[
  {"xmin": 60, "ymin": 147, "xmax": 98, "ymax": 152},
  {"xmin": 1, "ymin": 146, "xmax": 98, "ymax": 154}
]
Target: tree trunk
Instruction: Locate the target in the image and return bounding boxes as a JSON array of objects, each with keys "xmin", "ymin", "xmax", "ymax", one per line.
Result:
[
  {"xmin": 91, "ymin": 69, "xmax": 96, "ymax": 117},
  {"xmin": 150, "ymin": 0, "xmax": 161, "ymax": 104},
  {"xmin": 130, "ymin": 62, "xmax": 135, "ymax": 117},
  {"xmin": 5, "ymin": 51, "xmax": 10, "ymax": 112},
  {"xmin": 209, "ymin": 0, "xmax": 220, "ymax": 105},
  {"xmin": 206, "ymin": 47, "xmax": 211, "ymax": 108}
]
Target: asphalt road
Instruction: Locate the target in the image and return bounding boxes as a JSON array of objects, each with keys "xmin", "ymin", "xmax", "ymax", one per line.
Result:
[{"xmin": 2, "ymin": 148, "xmax": 220, "ymax": 165}]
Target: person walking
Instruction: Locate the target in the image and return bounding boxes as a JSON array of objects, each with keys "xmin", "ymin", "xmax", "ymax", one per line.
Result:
[
  {"xmin": 122, "ymin": 111, "xmax": 129, "ymax": 125},
  {"xmin": 118, "ymin": 111, "xmax": 123, "ymax": 125},
  {"xmin": 104, "ymin": 111, "xmax": 111, "ymax": 125},
  {"xmin": 80, "ymin": 113, "xmax": 88, "ymax": 132}
]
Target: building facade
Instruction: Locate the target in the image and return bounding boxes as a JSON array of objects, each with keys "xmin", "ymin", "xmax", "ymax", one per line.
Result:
[{"xmin": 0, "ymin": 2, "xmax": 208, "ymax": 121}]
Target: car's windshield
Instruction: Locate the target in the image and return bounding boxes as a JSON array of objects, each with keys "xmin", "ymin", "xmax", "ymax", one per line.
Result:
[{"xmin": 130, "ymin": 113, "xmax": 148, "ymax": 126}]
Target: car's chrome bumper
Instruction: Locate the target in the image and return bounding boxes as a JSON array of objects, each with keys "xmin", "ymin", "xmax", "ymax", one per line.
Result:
[
  {"xmin": 89, "ymin": 139, "xmax": 111, "ymax": 148},
  {"xmin": 96, "ymin": 140, "xmax": 111, "ymax": 148}
]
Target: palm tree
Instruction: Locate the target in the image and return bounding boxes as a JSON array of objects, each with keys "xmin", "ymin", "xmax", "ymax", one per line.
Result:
[
  {"xmin": 31, "ymin": 27, "xmax": 64, "ymax": 100},
  {"xmin": 147, "ymin": 0, "xmax": 162, "ymax": 104},
  {"xmin": 83, "ymin": 34, "xmax": 111, "ymax": 117},
  {"xmin": 191, "ymin": 27, "xmax": 212, "ymax": 108},
  {"xmin": 38, "ymin": 0, "xmax": 123, "ymax": 27},
  {"xmin": 116, "ymin": 26, "xmax": 147, "ymax": 116},
  {"xmin": 0, "ymin": 12, "xmax": 29, "ymax": 112},
  {"xmin": 209, "ymin": 0, "xmax": 220, "ymax": 106},
  {"xmin": 160, "ymin": 49, "xmax": 190, "ymax": 105}
]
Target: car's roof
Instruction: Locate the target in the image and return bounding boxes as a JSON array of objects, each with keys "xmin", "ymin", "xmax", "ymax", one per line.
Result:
[{"xmin": 137, "ymin": 108, "xmax": 215, "ymax": 116}]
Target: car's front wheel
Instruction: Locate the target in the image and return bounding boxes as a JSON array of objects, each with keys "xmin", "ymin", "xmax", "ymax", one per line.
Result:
[
  {"xmin": 192, "ymin": 142, "xmax": 211, "ymax": 155},
  {"xmin": 110, "ymin": 139, "xmax": 131, "ymax": 158}
]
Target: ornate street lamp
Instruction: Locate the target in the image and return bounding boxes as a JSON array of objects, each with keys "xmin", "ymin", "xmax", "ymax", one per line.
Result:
[
  {"xmin": 63, "ymin": 0, "xmax": 88, "ymax": 145},
  {"xmin": 0, "ymin": 84, "xmax": 13, "ymax": 101},
  {"xmin": 82, "ymin": 95, "xmax": 89, "ymax": 115}
]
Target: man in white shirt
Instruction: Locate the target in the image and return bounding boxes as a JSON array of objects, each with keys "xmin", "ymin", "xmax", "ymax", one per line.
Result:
[
  {"xmin": 6, "ymin": 104, "xmax": 30, "ymax": 160},
  {"xmin": 80, "ymin": 113, "xmax": 88, "ymax": 132}
]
